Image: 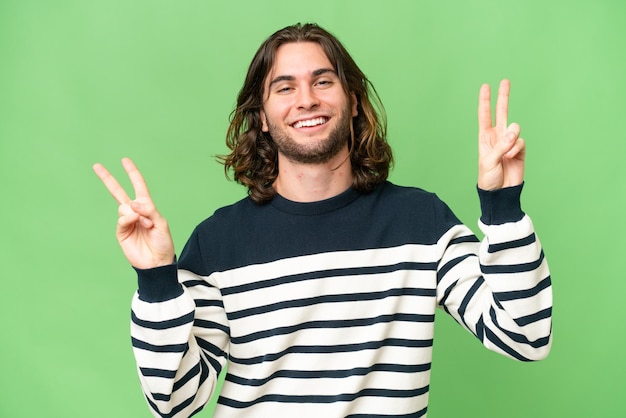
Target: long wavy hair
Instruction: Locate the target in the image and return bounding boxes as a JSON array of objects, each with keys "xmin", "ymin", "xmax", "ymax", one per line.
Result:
[{"xmin": 220, "ymin": 23, "xmax": 393, "ymax": 203}]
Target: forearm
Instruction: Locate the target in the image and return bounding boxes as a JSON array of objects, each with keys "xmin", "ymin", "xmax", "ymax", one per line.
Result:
[
  {"xmin": 131, "ymin": 264, "xmax": 228, "ymax": 417},
  {"xmin": 478, "ymin": 218, "xmax": 552, "ymax": 360},
  {"xmin": 438, "ymin": 185, "xmax": 552, "ymax": 361}
]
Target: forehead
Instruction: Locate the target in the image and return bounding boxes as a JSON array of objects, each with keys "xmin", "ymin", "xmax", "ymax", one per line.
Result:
[{"xmin": 266, "ymin": 42, "xmax": 334, "ymax": 83}]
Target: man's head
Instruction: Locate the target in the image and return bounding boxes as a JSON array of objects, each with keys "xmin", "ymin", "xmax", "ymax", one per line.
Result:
[
  {"xmin": 260, "ymin": 41, "xmax": 357, "ymax": 166},
  {"xmin": 222, "ymin": 23, "xmax": 393, "ymax": 203}
]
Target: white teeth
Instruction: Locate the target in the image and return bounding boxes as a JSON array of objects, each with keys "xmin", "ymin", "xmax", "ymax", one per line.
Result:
[{"xmin": 293, "ymin": 117, "xmax": 327, "ymax": 129}]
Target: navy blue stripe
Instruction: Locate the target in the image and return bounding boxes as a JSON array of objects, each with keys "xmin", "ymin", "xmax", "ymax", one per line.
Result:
[
  {"xmin": 481, "ymin": 250, "xmax": 544, "ymax": 274},
  {"xmin": 218, "ymin": 386, "xmax": 430, "ymax": 409},
  {"xmin": 146, "ymin": 391, "xmax": 197, "ymax": 418},
  {"xmin": 228, "ymin": 338, "xmax": 433, "ymax": 366},
  {"xmin": 484, "ymin": 327, "xmax": 531, "ymax": 361},
  {"xmin": 147, "ymin": 362, "xmax": 208, "ymax": 403},
  {"xmin": 194, "ymin": 299, "xmax": 224, "ymax": 308},
  {"xmin": 488, "ymin": 233, "xmax": 536, "ymax": 253},
  {"xmin": 228, "ymin": 287, "xmax": 436, "ymax": 320},
  {"xmin": 195, "ymin": 338, "xmax": 226, "ymax": 375},
  {"xmin": 174, "ymin": 363, "xmax": 201, "ymax": 392},
  {"xmin": 152, "ymin": 392, "xmax": 170, "ymax": 402},
  {"xmin": 437, "ymin": 254, "xmax": 473, "ymax": 284},
  {"xmin": 193, "ymin": 319, "xmax": 230, "ymax": 336},
  {"xmin": 457, "ymin": 277, "xmax": 485, "ymax": 331},
  {"xmin": 222, "ymin": 262, "xmax": 437, "ymax": 296},
  {"xmin": 131, "ymin": 337, "xmax": 188, "ymax": 353},
  {"xmin": 476, "ymin": 315, "xmax": 485, "ymax": 342},
  {"xmin": 188, "ymin": 404, "xmax": 205, "ymax": 417},
  {"xmin": 140, "ymin": 367, "xmax": 177, "ymax": 379},
  {"xmin": 347, "ymin": 406, "xmax": 428, "ymax": 418},
  {"xmin": 488, "ymin": 307, "xmax": 551, "ymax": 348},
  {"xmin": 449, "ymin": 235, "xmax": 480, "ymax": 245},
  {"xmin": 131, "ymin": 310, "xmax": 194, "ymax": 330},
  {"xmin": 515, "ymin": 306, "xmax": 552, "ymax": 327},
  {"xmin": 181, "ymin": 361, "xmax": 212, "ymax": 417},
  {"xmin": 494, "ymin": 276, "xmax": 551, "ymax": 302},
  {"xmin": 199, "ymin": 357, "xmax": 211, "ymax": 387},
  {"xmin": 226, "ymin": 362, "xmax": 431, "ymax": 387},
  {"xmin": 438, "ymin": 278, "xmax": 458, "ymax": 309},
  {"xmin": 231, "ymin": 313, "xmax": 434, "ymax": 344},
  {"xmin": 182, "ymin": 279, "xmax": 215, "ymax": 288}
]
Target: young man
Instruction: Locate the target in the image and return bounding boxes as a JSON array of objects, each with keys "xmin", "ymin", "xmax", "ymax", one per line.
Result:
[{"xmin": 94, "ymin": 23, "xmax": 552, "ymax": 418}]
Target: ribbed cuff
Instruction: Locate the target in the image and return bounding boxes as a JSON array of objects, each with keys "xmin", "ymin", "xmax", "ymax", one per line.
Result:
[
  {"xmin": 478, "ymin": 183, "xmax": 525, "ymax": 225},
  {"xmin": 134, "ymin": 263, "xmax": 183, "ymax": 303}
]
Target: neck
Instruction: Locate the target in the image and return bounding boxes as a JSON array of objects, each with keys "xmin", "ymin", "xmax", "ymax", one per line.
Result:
[{"xmin": 273, "ymin": 147, "xmax": 353, "ymax": 202}]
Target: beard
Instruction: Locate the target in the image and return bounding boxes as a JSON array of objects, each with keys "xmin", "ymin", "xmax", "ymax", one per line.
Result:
[{"xmin": 265, "ymin": 107, "xmax": 352, "ymax": 165}]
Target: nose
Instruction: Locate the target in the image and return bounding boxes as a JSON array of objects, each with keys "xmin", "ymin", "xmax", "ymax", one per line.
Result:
[{"xmin": 296, "ymin": 85, "xmax": 319, "ymax": 110}]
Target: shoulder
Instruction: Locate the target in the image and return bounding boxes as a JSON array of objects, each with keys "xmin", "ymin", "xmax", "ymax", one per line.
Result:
[
  {"xmin": 376, "ymin": 181, "xmax": 463, "ymax": 233},
  {"xmin": 179, "ymin": 196, "xmax": 265, "ymax": 274},
  {"xmin": 371, "ymin": 181, "xmax": 447, "ymax": 214},
  {"xmin": 377, "ymin": 181, "xmax": 435, "ymax": 199},
  {"xmin": 196, "ymin": 196, "xmax": 265, "ymax": 231}
]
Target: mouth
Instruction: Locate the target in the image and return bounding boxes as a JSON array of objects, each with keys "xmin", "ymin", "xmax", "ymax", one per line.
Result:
[{"xmin": 291, "ymin": 117, "xmax": 329, "ymax": 129}]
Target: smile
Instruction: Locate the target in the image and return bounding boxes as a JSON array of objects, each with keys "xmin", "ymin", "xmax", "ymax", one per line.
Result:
[{"xmin": 292, "ymin": 117, "xmax": 329, "ymax": 129}]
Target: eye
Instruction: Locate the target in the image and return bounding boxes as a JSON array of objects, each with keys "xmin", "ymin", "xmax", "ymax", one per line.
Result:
[
  {"xmin": 316, "ymin": 79, "xmax": 333, "ymax": 88},
  {"xmin": 276, "ymin": 86, "xmax": 292, "ymax": 94}
]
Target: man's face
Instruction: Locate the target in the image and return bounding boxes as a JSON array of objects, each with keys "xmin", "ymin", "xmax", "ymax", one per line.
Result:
[{"xmin": 261, "ymin": 42, "xmax": 358, "ymax": 165}]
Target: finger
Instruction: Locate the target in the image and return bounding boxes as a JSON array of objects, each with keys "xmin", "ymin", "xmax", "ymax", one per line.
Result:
[
  {"xmin": 121, "ymin": 158, "xmax": 152, "ymax": 200},
  {"xmin": 139, "ymin": 215, "xmax": 155, "ymax": 229},
  {"xmin": 506, "ymin": 137, "xmax": 526, "ymax": 159},
  {"xmin": 117, "ymin": 211, "xmax": 140, "ymax": 230},
  {"xmin": 489, "ymin": 123, "xmax": 520, "ymax": 159},
  {"xmin": 93, "ymin": 163, "xmax": 132, "ymax": 205},
  {"xmin": 130, "ymin": 200, "xmax": 158, "ymax": 220},
  {"xmin": 495, "ymin": 79, "xmax": 510, "ymax": 130},
  {"xmin": 478, "ymin": 83, "xmax": 492, "ymax": 133},
  {"xmin": 507, "ymin": 123, "xmax": 521, "ymax": 142},
  {"xmin": 118, "ymin": 203, "xmax": 155, "ymax": 229},
  {"xmin": 118, "ymin": 201, "xmax": 137, "ymax": 218}
]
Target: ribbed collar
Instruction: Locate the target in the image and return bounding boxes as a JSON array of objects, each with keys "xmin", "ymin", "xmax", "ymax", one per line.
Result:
[{"xmin": 269, "ymin": 186, "xmax": 361, "ymax": 216}]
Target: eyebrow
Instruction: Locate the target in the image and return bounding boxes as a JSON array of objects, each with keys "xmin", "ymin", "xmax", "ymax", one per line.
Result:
[{"xmin": 268, "ymin": 67, "xmax": 337, "ymax": 89}]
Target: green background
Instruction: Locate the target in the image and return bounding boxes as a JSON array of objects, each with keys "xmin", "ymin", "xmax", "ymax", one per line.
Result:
[{"xmin": 1, "ymin": 0, "xmax": 624, "ymax": 416}]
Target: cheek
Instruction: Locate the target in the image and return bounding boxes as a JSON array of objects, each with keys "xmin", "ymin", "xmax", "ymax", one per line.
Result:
[{"xmin": 262, "ymin": 100, "xmax": 292, "ymax": 128}]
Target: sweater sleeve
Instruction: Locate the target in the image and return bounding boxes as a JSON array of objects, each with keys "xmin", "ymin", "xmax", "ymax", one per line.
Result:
[
  {"xmin": 436, "ymin": 184, "xmax": 552, "ymax": 361},
  {"xmin": 130, "ymin": 229, "xmax": 230, "ymax": 417}
]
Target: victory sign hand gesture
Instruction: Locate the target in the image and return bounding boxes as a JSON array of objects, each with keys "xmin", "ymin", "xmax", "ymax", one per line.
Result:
[
  {"xmin": 477, "ymin": 79, "xmax": 526, "ymax": 190},
  {"xmin": 93, "ymin": 158, "xmax": 175, "ymax": 269}
]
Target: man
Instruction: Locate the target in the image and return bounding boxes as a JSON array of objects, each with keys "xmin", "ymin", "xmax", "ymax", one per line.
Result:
[{"xmin": 94, "ymin": 23, "xmax": 552, "ymax": 418}]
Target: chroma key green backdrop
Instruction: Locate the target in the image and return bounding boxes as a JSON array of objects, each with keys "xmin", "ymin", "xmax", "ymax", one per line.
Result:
[{"xmin": 1, "ymin": 0, "xmax": 624, "ymax": 416}]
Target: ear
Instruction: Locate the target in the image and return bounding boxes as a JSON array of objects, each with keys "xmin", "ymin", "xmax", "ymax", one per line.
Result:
[
  {"xmin": 260, "ymin": 109, "xmax": 269, "ymax": 132},
  {"xmin": 350, "ymin": 92, "xmax": 358, "ymax": 117}
]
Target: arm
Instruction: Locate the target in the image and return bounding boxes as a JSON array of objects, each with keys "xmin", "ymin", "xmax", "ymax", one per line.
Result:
[
  {"xmin": 93, "ymin": 159, "xmax": 227, "ymax": 416},
  {"xmin": 436, "ymin": 186, "xmax": 552, "ymax": 361},
  {"xmin": 130, "ymin": 261, "xmax": 229, "ymax": 417},
  {"xmin": 436, "ymin": 81, "xmax": 552, "ymax": 360}
]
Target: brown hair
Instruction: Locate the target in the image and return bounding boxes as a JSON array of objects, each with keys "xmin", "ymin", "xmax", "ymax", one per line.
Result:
[{"xmin": 220, "ymin": 23, "xmax": 393, "ymax": 203}]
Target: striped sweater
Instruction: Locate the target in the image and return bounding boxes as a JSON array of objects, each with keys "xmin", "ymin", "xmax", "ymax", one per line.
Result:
[{"xmin": 131, "ymin": 181, "xmax": 552, "ymax": 417}]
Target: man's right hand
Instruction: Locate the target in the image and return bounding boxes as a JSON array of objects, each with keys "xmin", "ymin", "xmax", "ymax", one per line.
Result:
[{"xmin": 93, "ymin": 158, "xmax": 175, "ymax": 269}]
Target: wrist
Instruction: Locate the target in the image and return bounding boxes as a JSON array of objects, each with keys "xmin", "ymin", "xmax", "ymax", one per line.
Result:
[
  {"xmin": 134, "ymin": 262, "xmax": 182, "ymax": 303},
  {"xmin": 477, "ymin": 183, "xmax": 525, "ymax": 225}
]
